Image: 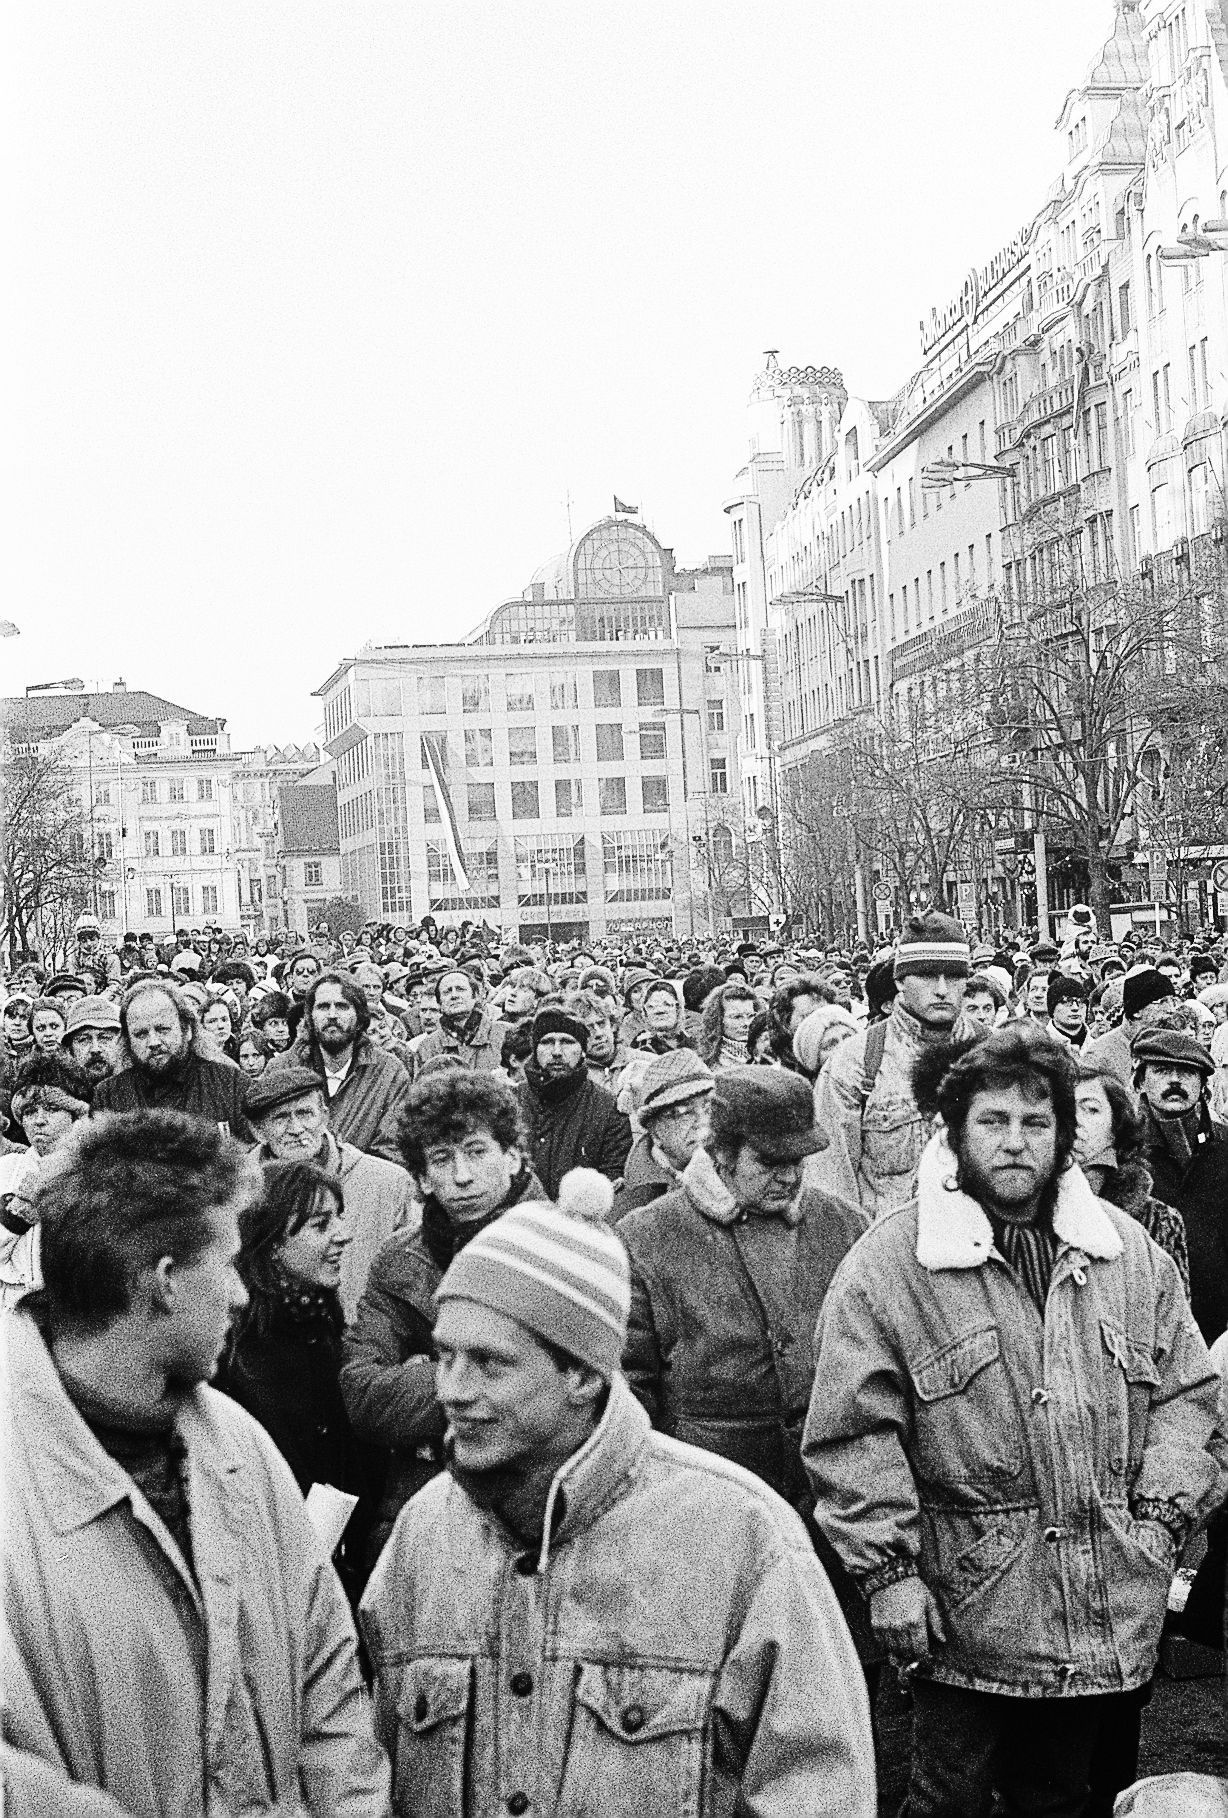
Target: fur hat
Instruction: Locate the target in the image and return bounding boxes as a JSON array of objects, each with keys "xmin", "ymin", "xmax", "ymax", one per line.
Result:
[
  {"xmin": 708, "ymin": 1069, "xmax": 827, "ymax": 1160},
  {"xmin": 1122, "ymin": 968, "xmax": 1176, "ymax": 1021}
]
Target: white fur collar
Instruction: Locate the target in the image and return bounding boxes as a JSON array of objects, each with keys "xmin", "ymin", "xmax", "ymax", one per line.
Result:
[{"xmin": 915, "ymin": 1129, "xmax": 1124, "ymax": 1271}]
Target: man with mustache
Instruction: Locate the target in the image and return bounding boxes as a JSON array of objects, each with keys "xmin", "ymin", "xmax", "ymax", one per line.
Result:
[{"xmin": 1132, "ymin": 1026, "xmax": 1228, "ymax": 1342}]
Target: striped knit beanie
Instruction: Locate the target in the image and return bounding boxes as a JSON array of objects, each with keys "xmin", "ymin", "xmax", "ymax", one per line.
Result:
[
  {"xmin": 894, "ymin": 912, "xmax": 971, "ymax": 981},
  {"xmin": 435, "ymin": 1170, "xmax": 630, "ymax": 1378}
]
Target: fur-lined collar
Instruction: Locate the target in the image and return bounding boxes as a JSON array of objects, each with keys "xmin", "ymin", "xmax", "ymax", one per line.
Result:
[{"xmin": 915, "ymin": 1130, "xmax": 1123, "ymax": 1271}]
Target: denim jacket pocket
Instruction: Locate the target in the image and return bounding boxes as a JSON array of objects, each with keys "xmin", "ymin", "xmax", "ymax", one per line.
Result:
[
  {"xmin": 1101, "ymin": 1319, "xmax": 1160, "ymax": 1479},
  {"xmin": 861, "ymin": 1101, "xmax": 919, "ymax": 1183},
  {"xmin": 394, "ymin": 1656, "xmax": 472, "ymax": 1817},
  {"xmin": 560, "ymin": 1662, "xmax": 711, "ymax": 1818},
  {"xmin": 909, "ymin": 1326, "xmax": 1022, "ymax": 1486}
]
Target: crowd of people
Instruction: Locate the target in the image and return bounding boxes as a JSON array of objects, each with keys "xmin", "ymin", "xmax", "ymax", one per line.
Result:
[{"xmin": 4, "ymin": 900, "xmax": 1228, "ymax": 1816}]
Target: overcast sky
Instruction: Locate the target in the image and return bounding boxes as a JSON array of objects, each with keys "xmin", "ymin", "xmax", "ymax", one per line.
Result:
[{"xmin": 5, "ymin": 1, "xmax": 1113, "ymax": 749}]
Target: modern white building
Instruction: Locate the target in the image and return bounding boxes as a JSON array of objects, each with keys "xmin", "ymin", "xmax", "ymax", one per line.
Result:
[{"xmin": 316, "ymin": 515, "xmax": 753, "ymax": 942}]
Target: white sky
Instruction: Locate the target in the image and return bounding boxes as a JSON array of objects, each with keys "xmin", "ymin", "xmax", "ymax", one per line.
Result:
[{"xmin": 5, "ymin": 0, "xmax": 1113, "ymax": 749}]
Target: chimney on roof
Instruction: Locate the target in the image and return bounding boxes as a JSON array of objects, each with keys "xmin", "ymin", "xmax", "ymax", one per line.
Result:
[{"xmin": 113, "ymin": 678, "xmax": 127, "ymax": 691}]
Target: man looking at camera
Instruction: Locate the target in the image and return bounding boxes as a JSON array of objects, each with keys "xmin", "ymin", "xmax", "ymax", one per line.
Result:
[{"xmin": 804, "ymin": 1024, "xmax": 1226, "ymax": 1818}]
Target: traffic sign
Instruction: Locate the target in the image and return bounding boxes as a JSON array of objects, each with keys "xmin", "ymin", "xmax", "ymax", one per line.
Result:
[
  {"xmin": 1213, "ymin": 861, "xmax": 1228, "ymax": 893},
  {"xmin": 872, "ymin": 882, "xmax": 892, "ymax": 903}
]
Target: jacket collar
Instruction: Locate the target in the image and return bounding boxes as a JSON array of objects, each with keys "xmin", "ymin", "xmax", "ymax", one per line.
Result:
[
  {"xmin": 915, "ymin": 1130, "xmax": 1123, "ymax": 1271},
  {"xmin": 7, "ymin": 1308, "xmax": 244, "ymax": 1600},
  {"xmin": 535, "ymin": 1375, "xmax": 650, "ymax": 1572},
  {"xmin": 678, "ymin": 1144, "xmax": 803, "ymax": 1227}
]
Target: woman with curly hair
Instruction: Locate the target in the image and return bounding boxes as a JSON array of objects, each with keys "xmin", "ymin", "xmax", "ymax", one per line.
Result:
[{"xmin": 696, "ymin": 980, "xmax": 760, "ymax": 1072}]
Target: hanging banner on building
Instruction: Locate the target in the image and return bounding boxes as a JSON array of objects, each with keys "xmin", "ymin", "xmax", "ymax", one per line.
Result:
[{"xmin": 422, "ymin": 733, "xmax": 471, "ymax": 893}]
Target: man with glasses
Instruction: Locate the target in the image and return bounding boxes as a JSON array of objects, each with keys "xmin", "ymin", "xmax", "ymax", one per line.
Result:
[{"xmin": 615, "ymin": 1049, "xmax": 715, "ymax": 1213}]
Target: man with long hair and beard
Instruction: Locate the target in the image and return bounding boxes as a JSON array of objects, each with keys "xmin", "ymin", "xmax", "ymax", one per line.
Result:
[{"xmin": 805, "ymin": 1023, "xmax": 1227, "ymax": 1818}]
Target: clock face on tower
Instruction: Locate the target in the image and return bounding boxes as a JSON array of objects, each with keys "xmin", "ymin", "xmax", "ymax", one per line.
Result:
[{"xmin": 578, "ymin": 524, "xmax": 660, "ymax": 598}]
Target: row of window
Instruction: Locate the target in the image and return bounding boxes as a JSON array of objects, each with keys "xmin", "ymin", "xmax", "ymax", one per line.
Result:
[
  {"xmin": 93, "ymin": 882, "xmax": 222, "ymax": 923},
  {"xmin": 110, "ymin": 777, "xmax": 218, "ymax": 807},
  {"xmin": 356, "ymin": 666, "xmax": 669, "ymax": 721},
  {"xmin": 137, "ymin": 828, "xmax": 220, "ymax": 858}
]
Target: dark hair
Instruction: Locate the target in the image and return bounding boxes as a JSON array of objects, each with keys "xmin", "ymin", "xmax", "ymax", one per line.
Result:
[
  {"xmin": 303, "ymin": 971, "xmax": 371, "ymax": 1041},
  {"xmin": 1047, "ymin": 973, "xmax": 1089, "ymax": 1015},
  {"xmin": 501, "ymin": 1022, "xmax": 535, "ymax": 1069},
  {"xmin": 231, "ymin": 1160, "xmax": 344, "ymax": 1341},
  {"xmin": 1075, "ymin": 1063, "xmax": 1146, "ymax": 1168},
  {"xmin": 864, "ymin": 958, "xmax": 898, "ymax": 1023},
  {"xmin": 398, "ymin": 1071, "xmax": 523, "ymax": 1175},
  {"xmin": 935, "ymin": 1024, "xmax": 1077, "ymax": 1174},
  {"xmin": 250, "ymin": 991, "xmax": 293, "ymax": 1029},
  {"xmin": 37, "ymin": 1111, "xmax": 256, "ymax": 1334},
  {"xmin": 683, "ymin": 965, "xmax": 726, "ymax": 1012},
  {"xmin": 746, "ymin": 1010, "xmax": 773, "ymax": 1061},
  {"xmin": 212, "ymin": 960, "xmax": 256, "ymax": 991},
  {"xmin": 966, "ymin": 971, "xmax": 1007, "ymax": 1010},
  {"xmin": 10, "ymin": 1050, "xmax": 94, "ymax": 1109}
]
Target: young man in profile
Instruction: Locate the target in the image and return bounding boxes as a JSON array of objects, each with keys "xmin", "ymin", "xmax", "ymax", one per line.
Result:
[
  {"xmin": 4, "ymin": 1109, "xmax": 388, "ymax": 1816},
  {"xmin": 362, "ymin": 1188, "xmax": 874, "ymax": 1817}
]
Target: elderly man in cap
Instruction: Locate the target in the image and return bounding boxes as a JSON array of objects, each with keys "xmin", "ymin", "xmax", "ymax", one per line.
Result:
[
  {"xmin": 360, "ymin": 1181, "xmax": 875, "ymax": 1818},
  {"xmin": 813, "ymin": 911, "xmax": 970, "ymax": 1220},
  {"xmin": 61, "ymin": 995, "xmax": 122, "ymax": 1086},
  {"xmin": 246, "ymin": 1064, "xmax": 415, "ymax": 1320},
  {"xmin": 615, "ymin": 1049, "xmax": 715, "ymax": 1213},
  {"xmin": 1133, "ymin": 1025, "xmax": 1228, "ymax": 1341},
  {"xmin": 621, "ymin": 1072, "xmax": 870, "ymax": 1660},
  {"xmin": 515, "ymin": 1005, "xmax": 632, "ymax": 1198}
]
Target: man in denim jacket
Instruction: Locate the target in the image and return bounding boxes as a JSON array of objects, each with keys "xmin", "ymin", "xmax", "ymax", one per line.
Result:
[
  {"xmin": 362, "ymin": 1180, "xmax": 874, "ymax": 1818},
  {"xmin": 804, "ymin": 1024, "xmax": 1228, "ymax": 1818}
]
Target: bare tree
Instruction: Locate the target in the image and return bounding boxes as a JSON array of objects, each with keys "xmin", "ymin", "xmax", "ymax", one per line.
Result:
[
  {"xmin": 988, "ymin": 566, "xmax": 1228, "ymax": 930},
  {"xmin": 1, "ymin": 746, "xmax": 94, "ymax": 964}
]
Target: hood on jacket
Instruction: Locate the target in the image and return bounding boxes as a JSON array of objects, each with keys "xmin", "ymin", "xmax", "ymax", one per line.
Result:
[{"xmin": 915, "ymin": 1129, "xmax": 1124, "ymax": 1271}]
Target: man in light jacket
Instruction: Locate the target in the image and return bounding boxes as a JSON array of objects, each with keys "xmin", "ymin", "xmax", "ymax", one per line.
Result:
[
  {"xmin": 811, "ymin": 912, "xmax": 969, "ymax": 1220},
  {"xmin": 4, "ymin": 1108, "xmax": 390, "ymax": 1818},
  {"xmin": 362, "ymin": 1188, "xmax": 874, "ymax": 1818},
  {"xmin": 804, "ymin": 1023, "xmax": 1227, "ymax": 1818}
]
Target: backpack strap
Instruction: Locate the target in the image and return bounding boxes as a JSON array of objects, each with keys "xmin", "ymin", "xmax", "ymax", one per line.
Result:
[{"xmin": 861, "ymin": 1019, "xmax": 889, "ymax": 1103}]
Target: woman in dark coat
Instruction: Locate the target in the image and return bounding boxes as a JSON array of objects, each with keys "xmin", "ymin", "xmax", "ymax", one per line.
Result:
[{"xmin": 220, "ymin": 1158, "xmax": 377, "ymax": 1602}]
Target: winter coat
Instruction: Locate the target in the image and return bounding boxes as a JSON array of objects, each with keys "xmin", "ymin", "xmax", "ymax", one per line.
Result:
[
  {"xmin": 220, "ymin": 1295, "xmax": 379, "ymax": 1602},
  {"xmin": 1082, "ymin": 1153, "xmax": 1190, "ymax": 1300},
  {"xmin": 612, "ymin": 1133, "xmax": 679, "ymax": 1216},
  {"xmin": 621, "ymin": 1148, "xmax": 868, "ymax": 1505},
  {"xmin": 810, "ymin": 999, "xmax": 946, "ymax": 1219},
  {"xmin": 515, "ymin": 1062, "xmax": 633, "ymax": 1198},
  {"xmin": 410, "ymin": 1009, "xmax": 506, "ymax": 1078},
  {"xmin": 1138, "ymin": 1102, "xmax": 1228, "ymax": 1341},
  {"xmin": 273, "ymin": 1032, "xmax": 411, "ymax": 1166},
  {"xmin": 803, "ymin": 1133, "xmax": 1228, "ymax": 1698},
  {"xmin": 340, "ymin": 1170, "xmax": 547, "ymax": 1546},
  {"xmin": 93, "ymin": 1047, "xmax": 254, "ymax": 1142},
  {"xmin": 360, "ymin": 1375, "xmax": 874, "ymax": 1818},
  {"xmin": 1082, "ymin": 1021, "xmax": 1135, "ymax": 1087},
  {"xmin": 285, "ymin": 1132, "xmax": 417, "ymax": 1322},
  {"xmin": 3, "ymin": 1306, "xmax": 390, "ymax": 1817}
]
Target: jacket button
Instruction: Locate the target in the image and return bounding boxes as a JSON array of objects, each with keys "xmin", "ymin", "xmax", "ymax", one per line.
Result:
[
  {"xmin": 1043, "ymin": 1526, "xmax": 1064, "ymax": 1544},
  {"xmin": 1031, "ymin": 1388, "xmax": 1050, "ymax": 1406},
  {"xmin": 507, "ymin": 1796, "xmax": 530, "ymax": 1814},
  {"xmin": 414, "ymin": 1692, "xmax": 428, "ymax": 1722},
  {"xmin": 515, "ymin": 1553, "xmax": 537, "ymax": 1576},
  {"xmin": 621, "ymin": 1703, "xmax": 646, "ymax": 1733},
  {"xmin": 510, "ymin": 1671, "xmax": 533, "ymax": 1697}
]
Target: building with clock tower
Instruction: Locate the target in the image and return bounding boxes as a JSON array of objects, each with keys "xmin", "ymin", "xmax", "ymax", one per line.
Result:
[{"xmin": 316, "ymin": 513, "xmax": 754, "ymax": 943}]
